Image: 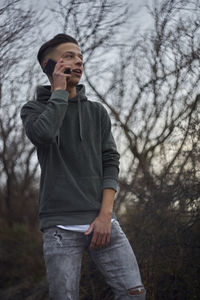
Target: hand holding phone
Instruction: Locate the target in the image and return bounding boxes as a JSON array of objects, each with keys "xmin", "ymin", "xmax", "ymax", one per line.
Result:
[
  {"xmin": 43, "ymin": 59, "xmax": 72, "ymax": 76},
  {"xmin": 43, "ymin": 58, "xmax": 72, "ymax": 91}
]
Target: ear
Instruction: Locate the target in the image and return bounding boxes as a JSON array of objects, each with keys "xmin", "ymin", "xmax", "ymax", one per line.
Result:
[{"xmin": 42, "ymin": 59, "xmax": 47, "ymax": 69}]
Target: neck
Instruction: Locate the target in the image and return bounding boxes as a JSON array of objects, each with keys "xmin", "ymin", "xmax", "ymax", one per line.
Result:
[
  {"xmin": 67, "ymin": 86, "xmax": 76, "ymax": 99},
  {"xmin": 50, "ymin": 79, "xmax": 77, "ymax": 99}
]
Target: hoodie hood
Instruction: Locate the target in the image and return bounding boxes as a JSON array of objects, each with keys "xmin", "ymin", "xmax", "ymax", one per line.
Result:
[
  {"xmin": 36, "ymin": 84, "xmax": 87, "ymax": 142},
  {"xmin": 36, "ymin": 84, "xmax": 87, "ymax": 103}
]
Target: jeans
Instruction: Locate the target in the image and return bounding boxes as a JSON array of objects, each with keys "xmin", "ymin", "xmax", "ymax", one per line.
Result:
[{"xmin": 42, "ymin": 220, "xmax": 146, "ymax": 300}]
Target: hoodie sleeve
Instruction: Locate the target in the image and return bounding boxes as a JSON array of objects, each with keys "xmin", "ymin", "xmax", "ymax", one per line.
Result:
[
  {"xmin": 20, "ymin": 90, "xmax": 69, "ymax": 147},
  {"xmin": 101, "ymin": 105, "xmax": 120, "ymax": 192}
]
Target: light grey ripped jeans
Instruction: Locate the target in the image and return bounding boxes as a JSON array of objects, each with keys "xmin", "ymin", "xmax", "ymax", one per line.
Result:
[{"xmin": 42, "ymin": 220, "xmax": 146, "ymax": 300}]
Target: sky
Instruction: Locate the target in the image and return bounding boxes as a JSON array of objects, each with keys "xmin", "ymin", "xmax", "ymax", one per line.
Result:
[
  {"xmin": 19, "ymin": 0, "xmax": 153, "ymax": 66},
  {"xmin": 1, "ymin": 0, "xmax": 198, "ymax": 178},
  {"xmin": 9, "ymin": 0, "xmax": 153, "ymax": 175},
  {"xmin": 20, "ymin": 0, "xmax": 152, "ymax": 37},
  {"xmin": 15, "ymin": 0, "xmax": 153, "ymax": 87}
]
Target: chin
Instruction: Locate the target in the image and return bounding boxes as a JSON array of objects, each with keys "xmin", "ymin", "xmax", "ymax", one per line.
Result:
[{"xmin": 68, "ymin": 79, "xmax": 80, "ymax": 87}]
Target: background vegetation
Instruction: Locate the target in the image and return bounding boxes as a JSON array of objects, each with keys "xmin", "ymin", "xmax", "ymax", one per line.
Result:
[{"xmin": 0, "ymin": 0, "xmax": 199, "ymax": 299}]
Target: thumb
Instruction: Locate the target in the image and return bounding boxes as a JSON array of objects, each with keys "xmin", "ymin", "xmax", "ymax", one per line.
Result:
[{"xmin": 84, "ymin": 223, "xmax": 94, "ymax": 235}]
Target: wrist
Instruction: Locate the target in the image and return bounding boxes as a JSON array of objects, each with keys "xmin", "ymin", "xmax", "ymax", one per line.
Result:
[
  {"xmin": 98, "ymin": 211, "xmax": 112, "ymax": 221},
  {"xmin": 53, "ymin": 87, "xmax": 66, "ymax": 91}
]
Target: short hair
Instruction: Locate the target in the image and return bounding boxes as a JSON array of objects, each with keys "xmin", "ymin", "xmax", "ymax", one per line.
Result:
[{"xmin": 37, "ymin": 33, "xmax": 79, "ymax": 67}]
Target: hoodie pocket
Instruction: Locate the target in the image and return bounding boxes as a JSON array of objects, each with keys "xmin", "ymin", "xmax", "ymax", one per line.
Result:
[{"xmin": 44, "ymin": 175, "xmax": 103, "ymax": 213}]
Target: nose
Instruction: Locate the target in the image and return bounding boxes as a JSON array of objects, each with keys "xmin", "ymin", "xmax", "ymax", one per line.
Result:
[{"xmin": 75, "ymin": 56, "xmax": 83, "ymax": 67}]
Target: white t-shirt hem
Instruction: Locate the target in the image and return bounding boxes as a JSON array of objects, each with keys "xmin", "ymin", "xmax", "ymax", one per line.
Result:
[{"xmin": 57, "ymin": 218, "xmax": 115, "ymax": 233}]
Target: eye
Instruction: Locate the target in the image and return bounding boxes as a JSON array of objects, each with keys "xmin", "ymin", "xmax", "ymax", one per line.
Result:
[{"xmin": 64, "ymin": 54, "xmax": 73, "ymax": 59}]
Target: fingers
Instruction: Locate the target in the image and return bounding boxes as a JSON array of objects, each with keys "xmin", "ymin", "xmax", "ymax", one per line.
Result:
[
  {"xmin": 89, "ymin": 231, "xmax": 111, "ymax": 250},
  {"xmin": 85, "ymin": 218, "xmax": 112, "ymax": 250},
  {"xmin": 58, "ymin": 64, "xmax": 71, "ymax": 75},
  {"xmin": 53, "ymin": 66, "xmax": 71, "ymax": 80},
  {"xmin": 84, "ymin": 223, "xmax": 94, "ymax": 235},
  {"xmin": 90, "ymin": 231, "xmax": 99, "ymax": 250},
  {"xmin": 55, "ymin": 58, "xmax": 72, "ymax": 74},
  {"xmin": 52, "ymin": 59, "xmax": 72, "ymax": 90},
  {"xmin": 105, "ymin": 232, "xmax": 111, "ymax": 245}
]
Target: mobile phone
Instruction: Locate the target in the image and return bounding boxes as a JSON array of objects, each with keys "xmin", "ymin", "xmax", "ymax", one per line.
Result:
[{"xmin": 43, "ymin": 59, "xmax": 72, "ymax": 76}]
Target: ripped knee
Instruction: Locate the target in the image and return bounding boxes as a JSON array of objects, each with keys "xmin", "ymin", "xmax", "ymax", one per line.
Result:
[{"xmin": 128, "ymin": 285, "xmax": 145, "ymax": 296}]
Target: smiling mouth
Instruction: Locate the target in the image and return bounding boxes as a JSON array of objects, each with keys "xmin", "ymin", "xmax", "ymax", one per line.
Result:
[{"xmin": 72, "ymin": 69, "xmax": 82, "ymax": 75}]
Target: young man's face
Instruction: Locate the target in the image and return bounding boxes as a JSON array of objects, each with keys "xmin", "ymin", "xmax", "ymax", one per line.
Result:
[{"xmin": 44, "ymin": 42, "xmax": 83, "ymax": 87}]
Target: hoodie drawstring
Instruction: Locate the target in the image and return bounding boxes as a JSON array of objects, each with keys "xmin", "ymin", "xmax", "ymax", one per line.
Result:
[
  {"xmin": 78, "ymin": 97, "xmax": 83, "ymax": 141},
  {"xmin": 58, "ymin": 131, "xmax": 60, "ymax": 147},
  {"xmin": 57, "ymin": 98, "xmax": 83, "ymax": 147}
]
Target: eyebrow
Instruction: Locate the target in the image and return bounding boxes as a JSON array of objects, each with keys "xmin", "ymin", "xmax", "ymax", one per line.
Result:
[{"xmin": 62, "ymin": 51, "xmax": 83, "ymax": 59}]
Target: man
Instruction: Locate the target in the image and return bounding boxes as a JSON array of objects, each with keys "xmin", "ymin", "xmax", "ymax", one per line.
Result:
[{"xmin": 21, "ymin": 34, "xmax": 146, "ymax": 300}]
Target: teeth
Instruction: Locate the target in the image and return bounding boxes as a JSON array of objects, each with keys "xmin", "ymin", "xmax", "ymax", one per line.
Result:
[{"xmin": 74, "ymin": 69, "xmax": 81, "ymax": 73}]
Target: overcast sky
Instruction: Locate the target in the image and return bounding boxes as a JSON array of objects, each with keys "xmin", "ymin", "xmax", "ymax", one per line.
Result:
[
  {"xmin": 8, "ymin": 0, "xmax": 153, "ymax": 92},
  {"xmin": 14, "ymin": 0, "xmax": 152, "ymax": 81},
  {"xmin": 20, "ymin": 0, "xmax": 152, "ymax": 40}
]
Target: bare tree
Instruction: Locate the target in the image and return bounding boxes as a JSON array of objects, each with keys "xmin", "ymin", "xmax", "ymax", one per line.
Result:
[
  {"xmin": 81, "ymin": 1, "xmax": 200, "ymax": 298},
  {"xmin": 0, "ymin": 0, "xmax": 44, "ymax": 223},
  {"xmin": 83, "ymin": 0, "xmax": 200, "ymax": 211},
  {"xmin": 48, "ymin": 1, "xmax": 199, "ymax": 211},
  {"xmin": 49, "ymin": 0, "xmax": 129, "ymax": 58},
  {"xmin": 0, "ymin": 0, "xmax": 199, "ymax": 298},
  {"xmin": 41, "ymin": 1, "xmax": 200, "ymax": 298}
]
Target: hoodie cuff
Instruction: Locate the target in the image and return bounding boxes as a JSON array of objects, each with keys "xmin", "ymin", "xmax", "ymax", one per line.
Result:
[
  {"xmin": 102, "ymin": 178, "xmax": 118, "ymax": 192},
  {"xmin": 50, "ymin": 90, "xmax": 69, "ymax": 102}
]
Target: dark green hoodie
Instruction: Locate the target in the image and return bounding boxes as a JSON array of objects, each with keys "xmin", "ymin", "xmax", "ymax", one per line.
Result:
[{"xmin": 21, "ymin": 84, "xmax": 120, "ymax": 231}]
